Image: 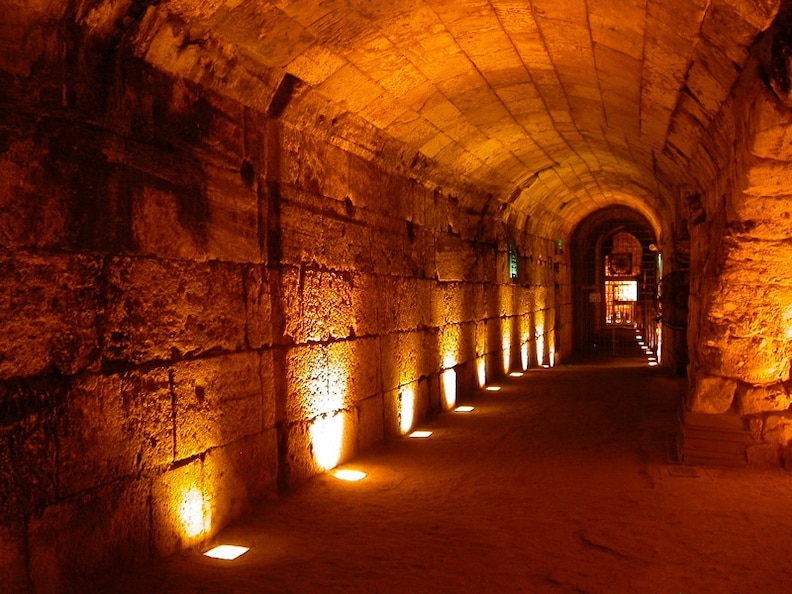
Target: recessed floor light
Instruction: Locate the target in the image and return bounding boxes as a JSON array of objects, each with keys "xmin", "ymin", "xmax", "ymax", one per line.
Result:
[
  {"xmin": 485, "ymin": 386, "xmax": 501, "ymax": 391},
  {"xmin": 333, "ymin": 469, "xmax": 367, "ymax": 482},
  {"xmin": 409, "ymin": 430, "xmax": 433, "ymax": 438},
  {"xmin": 509, "ymin": 372, "xmax": 524, "ymax": 377},
  {"xmin": 204, "ymin": 545, "xmax": 250, "ymax": 560},
  {"xmin": 455, "ymin": 406, "xmax": 475, "ymax": 412}
]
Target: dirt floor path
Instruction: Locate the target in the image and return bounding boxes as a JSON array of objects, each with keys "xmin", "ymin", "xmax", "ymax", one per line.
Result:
[{"xmin": 104, "ymin": 358, "xmax": 792, "ymax": 593}]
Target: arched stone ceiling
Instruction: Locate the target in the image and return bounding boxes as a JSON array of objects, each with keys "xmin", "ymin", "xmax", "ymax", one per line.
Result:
[{"xmin": 4, "ymin": 0, "xmax": 780, "ymax": 238}]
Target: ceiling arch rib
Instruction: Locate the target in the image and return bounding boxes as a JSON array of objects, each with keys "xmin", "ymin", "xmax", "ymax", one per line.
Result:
[{"xmin": 137, "ymin": 0, "xmax": 779, "ymax": 232}]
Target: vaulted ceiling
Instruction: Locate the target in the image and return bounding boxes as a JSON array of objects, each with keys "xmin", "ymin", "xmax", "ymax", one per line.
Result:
[{"xmin": 3, "ymin": 0, "xmax": 781, "ymax": 238}]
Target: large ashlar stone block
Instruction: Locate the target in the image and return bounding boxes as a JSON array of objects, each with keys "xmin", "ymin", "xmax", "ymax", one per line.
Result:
[
  {"xmin": 688, "ymin": 374, "xmax": 737, "ymax": 413},
  {"xmin": 29, "ymin": 480, "xmax": 150, "ymax": 593},
  {"xmin": 0, "ymin": 381, "xmax": 61, "ymax": 518},
  {"xmin": 357, "ymin": 394, "xmax": 385, "ymax": 451},
  {"xmin": 736, "ymin": 383, "xmax": 792, "ymax": 415},
  {"xmin": 0, "ymin": 253, "xmax": 102, "ymax": 380},
  {"xmin": 173, "ymin": 353, "xmax": 267, "ymax": 460},
  {"xmin": 327, "ymin": 337, "xmax": 381, "ymax": 405},
  {"xmin": 283, "ymin": 408, "xmax": 359, "ymax": 484},
  {"xmin": 436, "ymin": 235, "xmax": 478, "ymax": 282},
  {"xmin": 244, "ymin": 265, "xmax": 275, "ymax": 349},
  {"xmin": 763, "ymin": 414, "xmax": 792, "ymax": 446},
  {"xmin": 151, "ymin": 458, "xmax": 210, "ymax": 557},
  {"xmin": 202, "ymin": 430, "xmax": 279, "ymax": 532},
  {"xmin": 742, "ymin": 157, "xmax": 792, "ymax": 196},
  {"xmin": 282, "ymin": 267, "xmax": 356, "ymax": 342},
  {"xmin": 105, "ymin": 257, "xmax": 247, "ymax": 364},
  {"xmin": 380, "ymin": 331, "xmax": 432, "ymax": 393},
  {"xmin": 58, "ymin": 373, "xmax": 172, "ymax": 496}
]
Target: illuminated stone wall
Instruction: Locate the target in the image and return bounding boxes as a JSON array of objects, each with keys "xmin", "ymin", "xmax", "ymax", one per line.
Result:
[
  {"xmin": 0, "ymin": 27, "xmax": 569, "ymax": 592},
  {"xmin": 685, "ymin": 9, "xmax": 792, "ymax": 466}
]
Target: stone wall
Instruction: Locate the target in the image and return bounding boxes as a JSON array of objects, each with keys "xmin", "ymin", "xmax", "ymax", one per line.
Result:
[
  {"xmin": 686, "ymin": 9, "xmax": 792, "ymax": 466},
  {"xmin": 0, "ymin": 31, "xmax": 570, "ymax": 593}
]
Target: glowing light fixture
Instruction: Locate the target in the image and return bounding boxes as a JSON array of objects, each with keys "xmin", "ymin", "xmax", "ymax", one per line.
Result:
[
  {"xmin": 333, "ymin": 469, "xmax": 367, "ymax": 482},
  {"xmin": 485, "ymin": 386, "xmax": 501, "ymax": 392},
  {"xmin": 204, "ymin": 545, "xmax": 250, "ymax": 560},
  {"xmin": 455, "ymin": 405, "xmax": 475, "ymax": 413},
  {"xmin": 509, "ymin": 371, "xmax": 524, "ymax": 378},
  {"xmin": 180, "ymin": 487, "xmax": 210, "ymax": 538},
  {"xmin": 409, "ymin": 430, "xmax": 433, "ymax": 438},
  {"xmin": 649, "ymin": 361, "xmax": 659, "ymax": 367},
  {"xmin": 636, "ymin": 335, "xmax": 643, "ymax": 340}
]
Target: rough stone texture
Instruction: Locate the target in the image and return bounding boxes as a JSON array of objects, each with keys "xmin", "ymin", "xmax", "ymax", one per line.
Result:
[
  {"xmin": 688, "ymin": 375, "xmax": 737, "ymax": 414},
  {"xmin": 736, "ymin": 383, "xmax": 792, "ymax": 416},
  {"xmin": 762, "ymin": 414, "xmax": 792, "ymax": 446}
]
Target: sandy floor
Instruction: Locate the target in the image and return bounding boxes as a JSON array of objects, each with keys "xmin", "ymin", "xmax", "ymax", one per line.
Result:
[{"xmin": 103, "ymin": 355, "xmax": 792, "ymax": 593}]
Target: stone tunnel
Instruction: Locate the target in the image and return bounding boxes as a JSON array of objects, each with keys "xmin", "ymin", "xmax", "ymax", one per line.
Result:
[{"xmin": 3, "ymin": 0, "xmax": 792, "ymax": 590}]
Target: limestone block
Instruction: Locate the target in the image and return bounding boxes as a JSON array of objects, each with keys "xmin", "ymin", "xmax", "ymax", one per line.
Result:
[
  {"xmin": 284, "ymin": 408, "xmax": 358, "ymax": 484},
  {"xmin": 729, "ymin": 195, "xmax": 792, "ymax": 240},
  {"xmin": 746, "ymin": 444, "xmax": 780, "ymax": 467},
  {"xmin": 244, "ymin": 265, "xmax": 275, "ymax": 349},
  {"xmin": 436, "ymin": 235, "xmax": 477, "ymax": 282},
  {"xmin": 295, "ymin": 134, "xmax": 350, "ymax": 202},
  {"xmin": 59, "ymin": 374, "xmax": 141, "ymax": 496},
  {"xmin": 29, "ymin": 480, "xmax": 150, "ymax": 593},
  {"xmin": 348, "ymin": 272, "xmax": 380, "ymax": 337},
  {"xmin": 173, "ymin": 353, "xmax": 265, "ymax": 460},
  {"xmin": 737, "ymin": 383, "xmax": 792, "ymax": 415},
  {"xmin": 321, "ymin": 216, "xmax": 373, "ymax": 272},
  {"xmin": 284, "ymin": 344, "xmax": 332, "ymax": 422},
  {"xmin": 0, "ymin": 522, "xmax": 27, "ymax": 594},
  {"xmin": 104, "ymin": 257, "xmax": 246, "ymax": 364},
  {"xmin": 688, "ymin": 374, "xmax": 736, "ymax": 414},
  {"xmin": 0, "ymin": 253, "xmax": 101, "ymax": 379},
  {"xmin": 282, "ymin": 267, "xmax": 355, "ymax": 343},
  {"xmin": 357, "ymin": 394, "xmax": 384, "ymax": 451},
  {"xmin": 327, "ymin": 338, "xmax": 380, "ymax": 404},
  {"xmin": 151, "ymin": 459, "xmax": 209, "ymax": 557},
  {"xmin": 0, "ymin": 381, "xmax": 60, "ymax": 517},
  {"xmin": 380, "ymin": 331, "xmax": 426, "ymax": 392},
  {"xmin": 203, "ymin": 430, "xmax": 279, "ymax": 531},
  {"xmin": 763, "ymin": 414, "xmax": 792, "ymax": 446},
  {"xmin": 278, "ymin": 198, "xmax": 325, "ymax": 267}
]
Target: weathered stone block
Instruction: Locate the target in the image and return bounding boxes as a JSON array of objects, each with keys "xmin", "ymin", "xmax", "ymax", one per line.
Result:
[
  {"xmin": 357, "ymin": 394, "xmax": 384, "ymax": 451},
  {"xmin": 763, "ymin": 414, "xmax": 792, "ymax": 446},
  {"xmin": 174, "ymin": 353, "xmax": 265, "ymax": 460},
  {"xmin": 327, "ymin": 338, "xmax": 380, "ymax": 404},
  {"xmin": 0, "ymin": 379, "xmax": 61, "ymax": 517},
  {"xmin": 436, "ymin": 235, "xmax": 477, "ymax": 282},
  {"xmin": 746, "ymin": 443, "xmax": 781, "ymax": 467},
  {"xmin": 736, "ymin": 383, "xmax": 792, "ymax": 415},
  {"xmin": 0, "ymin": 253, "xmax": 102, "ymax": 380},
  {"xmin": 380, "ymin": 331, "xmax": 427, "ymax": 393},
  {"xmin": 29, "ymin": 480, "xmax": 150, "ymax": 593},
  {"xmin": 689, "ymin": 374, "xmax": 736, "ymax": 414},
  {"xmin": 151, "ymin": 458, "xmax": 210, "ymax": 557},
  {"xmin": 244, "ymin": 265, "xmax": 275, "ymax": 349},
  {"xmin": 203, "ymin": 429, "xmax": 279, "ymax": 531},
  {"xmin": 105, "ymin": 257, "xmax": 246, "ymax": 364}
]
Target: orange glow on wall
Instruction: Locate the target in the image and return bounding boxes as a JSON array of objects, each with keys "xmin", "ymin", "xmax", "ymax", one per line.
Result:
[
  {"xmin": 536, "ymin": 331, "xmax": 545, "ymax": 366},
  {"xmin": 179, "ymin": 487, "xmax": 211, "ymax": 539},
  {"xmin": 400, "ymin": 385, "xmax": 416, "ymax": 434},
  {"xmin": 311, "ymin": 412, "xmax": 346, "ymax": 470},
  {"xmin": 521, "ymin": 343, "xmax": 529, "ymax": 370},
  {"xmin": 502, "ymin": 320, "xmax": 512, "ymax": 374},
  {"xmin": 476, "ymin": 357, "xmax": 487, "ymax": 388},
  {"xmin": 441, "ymin": 368, "xmax": 457, "ymax": 409}
]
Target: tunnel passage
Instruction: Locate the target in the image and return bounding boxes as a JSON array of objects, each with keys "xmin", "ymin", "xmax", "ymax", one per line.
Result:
[
  {"xmin": 4, "ymin": 0, "xmax": 792, "ymax": 591},
  {"xmin": 570, "ymin": 206, "xmax": 676, "ymax": 367}
]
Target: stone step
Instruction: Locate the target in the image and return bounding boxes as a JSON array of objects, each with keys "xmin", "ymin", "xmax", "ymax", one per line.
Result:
[{"xmin": 677, "ymin": 409, "xmax": 750, "ymax": 467}]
